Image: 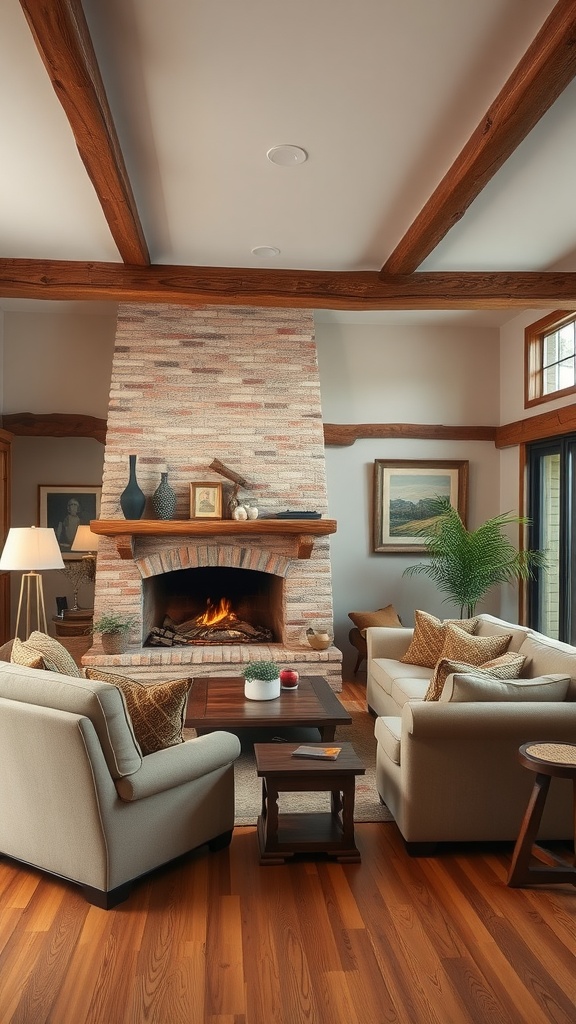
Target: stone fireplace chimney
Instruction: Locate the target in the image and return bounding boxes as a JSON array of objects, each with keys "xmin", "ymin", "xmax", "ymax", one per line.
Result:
[{"xmin": 85, "ymin": 304, "xmax": 341, "ymax": 689}]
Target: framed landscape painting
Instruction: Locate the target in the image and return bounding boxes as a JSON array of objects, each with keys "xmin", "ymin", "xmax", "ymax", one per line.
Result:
[{"xmin": 373, "ymin": 459, "xmax": 468, "ymax": 553}]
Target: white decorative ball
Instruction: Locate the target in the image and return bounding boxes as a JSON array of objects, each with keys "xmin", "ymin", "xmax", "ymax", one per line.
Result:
[
  {"xmin": 247, "ymin": 506, "xmax": 259, "ymax": 520},
  {"xmin": 233, "ymin": 505, "xmax": 248, "ymax": 520}
]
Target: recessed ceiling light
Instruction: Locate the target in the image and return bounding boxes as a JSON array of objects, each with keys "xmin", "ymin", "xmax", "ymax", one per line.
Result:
[
  {"xmin": 266, "ymin": 145, "xmax": 308, "ymax": 166},
  {"xmin": 251, "ymin": 246, "xmax": 280, "ymax": 258}
]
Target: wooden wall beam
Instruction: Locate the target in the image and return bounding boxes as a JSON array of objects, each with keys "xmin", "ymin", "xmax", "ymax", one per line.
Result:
[
  {"xmin": 324, "ymin": 423, "xmax": 497, "ymax": 446},
  {"xmin": 7, "ymin": 405, "xmax": 576, "ymax": 451},
  {"xmin": 3, "ymin": 412, "xmax": 106, "ymax": 444},
  {"xmin": 495, "ymin": 402, "xmax": 576, "ymax": 448}
]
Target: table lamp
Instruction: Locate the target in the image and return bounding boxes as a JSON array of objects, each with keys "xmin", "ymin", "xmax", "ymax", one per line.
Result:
[
  {"xmin": 66, "ymin": 526, "xmax": 99, "ymax": 610},
  {"xmin": 0, "ymin": 526, "xmax": 65, "ymax": 638},
  {"xmin": 71, "ymin": 525, "xmax": 99, "ymax": 578}
]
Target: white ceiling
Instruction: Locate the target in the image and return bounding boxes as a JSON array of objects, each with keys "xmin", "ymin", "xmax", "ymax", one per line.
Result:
[{"xmin": 1, "ymin": 0, "xmax": 574, "ymax": 327}]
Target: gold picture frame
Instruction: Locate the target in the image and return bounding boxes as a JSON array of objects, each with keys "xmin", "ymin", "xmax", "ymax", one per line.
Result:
[
  {"xmin": 373, "ymin": 459, "xmax": 468, "ymax": 553},
  {"xmin": 190, "ymin": 482, "xmax": 223, "ymax": 519}
]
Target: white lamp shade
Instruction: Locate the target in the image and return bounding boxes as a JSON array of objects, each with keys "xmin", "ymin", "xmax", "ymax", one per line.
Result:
[
  {"xmin": 71, "ymin": 525, "xmax": 100, "ymax": 552},
  {"xmin": 0, "ymin": 527, "xmax": 65, "ymax": 570}
]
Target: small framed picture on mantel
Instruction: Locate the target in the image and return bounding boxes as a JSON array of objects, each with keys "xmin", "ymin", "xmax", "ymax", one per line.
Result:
[
  {"xmin": 190, "ymin": 482, "xmax": 223, "ymax": 519},
  {"xmin": 373, "ymin": 459, "xmax": 468, "ymax": 553}
]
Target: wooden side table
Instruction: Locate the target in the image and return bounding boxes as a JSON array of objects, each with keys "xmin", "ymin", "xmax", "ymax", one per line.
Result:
[
  {"xmin": 52, "ymin": 611, "xmax": 94, "ymax": 668},
  {"xmin": 507, "ymin": 741, "xmax": 576, "ymax": 888},
  {"xmin": 254, "ymin": 742, "xmax": 365, "ymax": 865}
]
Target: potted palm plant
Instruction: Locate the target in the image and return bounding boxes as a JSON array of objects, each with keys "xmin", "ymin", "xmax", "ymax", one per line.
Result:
[
  {"xmin": 403, "ymin": 496, "xmax": 547, "ymax": 617},
  {"xmin": 93, "ymin": 610, "xmax": 138, "ymax": 655},
  {"xmin": 242, "ymin": 660, "xmax": 281, "ymax": 701}
]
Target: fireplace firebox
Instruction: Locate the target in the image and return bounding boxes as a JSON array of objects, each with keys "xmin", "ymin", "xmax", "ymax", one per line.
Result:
[{"xmin": 142, "ymin": 566, "xmax": 284, "ymax": 645}]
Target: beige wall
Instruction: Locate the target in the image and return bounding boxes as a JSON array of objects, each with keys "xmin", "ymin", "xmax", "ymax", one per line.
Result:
[
  {"xmin": 2, "ymin": 308, "xmax": 116, "ymax": 627},
  {"xmin": 316, "ymin": 321, "xmax": 503, "ymax": 667}
]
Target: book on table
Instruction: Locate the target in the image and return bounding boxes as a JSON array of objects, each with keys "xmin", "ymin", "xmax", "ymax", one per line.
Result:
[{"xmin": 291, "ymin": 745, "xmax": 341, "ymax": 760}]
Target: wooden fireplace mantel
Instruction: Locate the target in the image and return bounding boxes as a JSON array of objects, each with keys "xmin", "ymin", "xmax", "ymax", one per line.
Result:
[{"xmin": 90, "ymin": 518, "xmax": 337, "ymax": 560}]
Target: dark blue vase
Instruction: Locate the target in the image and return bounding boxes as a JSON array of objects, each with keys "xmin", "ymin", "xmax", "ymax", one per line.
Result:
[{"xmin": 120, "ymin": 454, "xmax": 146, "ymax": 519}]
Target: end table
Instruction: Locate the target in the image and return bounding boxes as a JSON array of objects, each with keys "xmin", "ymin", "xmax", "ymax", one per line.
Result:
[{"xmin": 254, "ymin": 742, "xmax": 365, "ymax": 865}]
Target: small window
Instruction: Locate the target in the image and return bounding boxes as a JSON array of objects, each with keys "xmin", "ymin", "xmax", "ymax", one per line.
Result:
[{"xmin": 525, "ymin": 310, "xmax": 576, "ymax": 408}]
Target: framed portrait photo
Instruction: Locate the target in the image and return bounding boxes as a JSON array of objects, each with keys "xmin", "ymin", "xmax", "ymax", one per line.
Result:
[
  {"xmin": 190, "ymin": 482, "xmax": 223, "ymax": 519},
  {"xmin": 373, "ymin": 459, "xmax": 468, "ymax": 553},
  {"xmin": 38, "ymin": 485, "xmax": 102, "ymax": 557}
]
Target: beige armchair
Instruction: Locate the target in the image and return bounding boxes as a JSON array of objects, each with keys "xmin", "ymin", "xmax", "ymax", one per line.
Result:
[{"xmin": 0, "ymin": 661, "xmax": 241, "ymax": 908}]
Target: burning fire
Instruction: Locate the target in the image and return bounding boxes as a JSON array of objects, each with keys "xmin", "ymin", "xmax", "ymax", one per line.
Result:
[{"xmin": 197, "ymin": 597, "xmax": 237, "ymax": 626}]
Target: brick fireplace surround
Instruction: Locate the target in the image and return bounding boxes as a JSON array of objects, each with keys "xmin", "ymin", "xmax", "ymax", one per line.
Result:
[{"xmin": 84, "ymin": 304, "xmax": 342, "ymax": 690}]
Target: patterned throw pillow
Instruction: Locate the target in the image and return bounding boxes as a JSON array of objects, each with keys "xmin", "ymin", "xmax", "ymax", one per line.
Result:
[
  {"xmin": 348, "ymin": 605, "xmax": 402, "ymax": 635},
  {"xmin": 85, "ymin": 668, "xmax": 192, "ymax": 755},
  {"xmin": 439, "ymin": 623, "xmax": 512, "ymax": 666},
  {"xmin": 399, "ymin": 610, "xmax": 478, "ymax": 668},
  {"xmin": 424, "ymin": 652, "xmax": 525, "ymax": 701},
  {"xmin": 14, "ymin": 631, "xmax": 82, "ymax": 677},
  {"xmin": 424, "ymin": 630, "xmax": 516, "ymax": 700},
  {"xmin": 480, "ymin": 652, "xmax": 526, "ymax": 678},
  {"xmin": 10, "ymin": 639, "xmax": 46, "ymax": 670}
]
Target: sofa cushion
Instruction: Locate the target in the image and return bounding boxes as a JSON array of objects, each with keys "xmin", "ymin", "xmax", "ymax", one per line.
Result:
[
  {"xmin": 374, "ymin": 716, "xmax": 402, "ymax": 765},
  {"xmin": 440, "ymin": 672, "xmax": 570, "ymax": 703},
  {"xmin": 85, "ymin": 668, "xmax": 192, "ymax": 755},
  {"xmin": 0, "ymin": 662, "xmax": 142, "ymax": 777},
  {"xmin": 371, "ymin": 657, "xmax": 431, "ymax": 697},
  {"xmin": 399, "ymin": 610, "xmax": 478, "ymax": 668},
  {"xmin": 11, "ymin": 632, "xmax": 82, "ymax": 677},
  {"xmin": 348, "ymin": 604, "xmax": 402, "ymax": 635},
  {"xmin": 391, "ymin": 676, "xmax": 431, "ymax": 708},
  {"xmin": 518, "ymin": 633, "xmax": 576, "ymax": 699}
]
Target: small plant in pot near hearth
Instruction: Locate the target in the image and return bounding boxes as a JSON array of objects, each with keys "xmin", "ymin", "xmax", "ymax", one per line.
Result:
[
  {"xmin": 93, "ymin": 611, "xmax": 138, "ymax": 655},
  {"xmin": 243, "ymin": 660, "xmax": 281, "ymax": 701}
]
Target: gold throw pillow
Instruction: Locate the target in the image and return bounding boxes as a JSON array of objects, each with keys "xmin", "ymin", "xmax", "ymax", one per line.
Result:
[
  {"xmin": 13, "ymin": 632, "xmax": 81, "ymax": 676},
  {"xmin": 85, "ymin": 668, "xmax": 192, "ymax": 756},
  {"xmin": 399, "ymin": 610, "xmax": 478, "ymax": 668},
  {"xmin": 348, "ymin": 605, "xmax": 402, "ymax": 635},
  {"xmin": 425, "ymin": 627, "xmax": 514, "ymax": 700}
]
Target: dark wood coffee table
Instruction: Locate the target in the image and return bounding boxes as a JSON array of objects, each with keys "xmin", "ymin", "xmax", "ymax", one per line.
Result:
[
  {"xmin": 185, "ymin": 675, "xmax": 351, "ymax": 741},
  {"xmin": 254, "ymin": 742, "xmax": 365, "ymax": 864}
]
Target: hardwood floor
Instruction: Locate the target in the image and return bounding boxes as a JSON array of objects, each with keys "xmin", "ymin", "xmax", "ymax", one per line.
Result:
[{"xmin": 0, "ymin": 682, "xmax": 574, "ymax": 1024}]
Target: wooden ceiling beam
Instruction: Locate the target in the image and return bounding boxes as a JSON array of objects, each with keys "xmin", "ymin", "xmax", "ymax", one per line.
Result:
[
  {"xmin": 19, "ymin": 0, "xmax": 150, "ymax": 267},
  {"xmin": 382, "ymin": 0, "xmax": 576, "ymax": 275},
  {"xmin": 1, "ymin": 259, "xmax": 576, "ymax": 309}
]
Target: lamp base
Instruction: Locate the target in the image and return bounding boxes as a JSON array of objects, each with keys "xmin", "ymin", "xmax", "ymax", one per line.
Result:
[{"xmin": 15, "ymin": 571, "xmax": 48, "ymax": 640}]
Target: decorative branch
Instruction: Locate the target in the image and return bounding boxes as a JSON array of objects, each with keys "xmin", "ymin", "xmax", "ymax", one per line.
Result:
[{"xmin": 209, "ymin": 459, "xmax": 251, "ymax": 488}]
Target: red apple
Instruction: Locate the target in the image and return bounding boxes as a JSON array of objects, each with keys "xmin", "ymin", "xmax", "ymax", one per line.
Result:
[{"xmin": 280, "ymin": 668, "xmax": 299, "ymax": 688}]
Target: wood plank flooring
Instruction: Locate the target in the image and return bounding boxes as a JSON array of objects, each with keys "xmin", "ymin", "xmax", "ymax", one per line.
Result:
[{"xmin": 0, "ymin": 681, "xmax": 574, "ymax": 1024}]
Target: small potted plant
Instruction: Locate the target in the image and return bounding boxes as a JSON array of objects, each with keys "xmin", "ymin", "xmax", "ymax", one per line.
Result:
[
  {"xmin": 242, "ymin": 660, "xmax": 281, "ymax": 701},
  {"xmin": 93, "ymin": 610, "xmax": 138, "ymax": 655}
]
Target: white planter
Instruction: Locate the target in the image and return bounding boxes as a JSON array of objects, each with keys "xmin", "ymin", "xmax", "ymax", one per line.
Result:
[{"xmin": 244, "ymin": 677, "xmax": 281, "ymax": 701}]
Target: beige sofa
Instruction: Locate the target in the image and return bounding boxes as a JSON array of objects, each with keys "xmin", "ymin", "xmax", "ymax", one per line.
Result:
[
  {"xmin": 0, "ymin": 660, "xmax": 241, "ymax": 907},
  {"xmin": 366, "ymin": 614, "xmax": 576, "ymax": 851}
]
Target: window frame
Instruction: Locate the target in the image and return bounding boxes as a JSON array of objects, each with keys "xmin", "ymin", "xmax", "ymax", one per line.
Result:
[{"xmin": 524, "ymin": 309, "xmax": 576, "ymax": 409}]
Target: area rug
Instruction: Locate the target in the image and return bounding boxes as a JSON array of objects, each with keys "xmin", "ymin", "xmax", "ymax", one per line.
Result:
[{"xmin": 187, "ymin": 701, "xmax": 394, "ymax": 826}]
